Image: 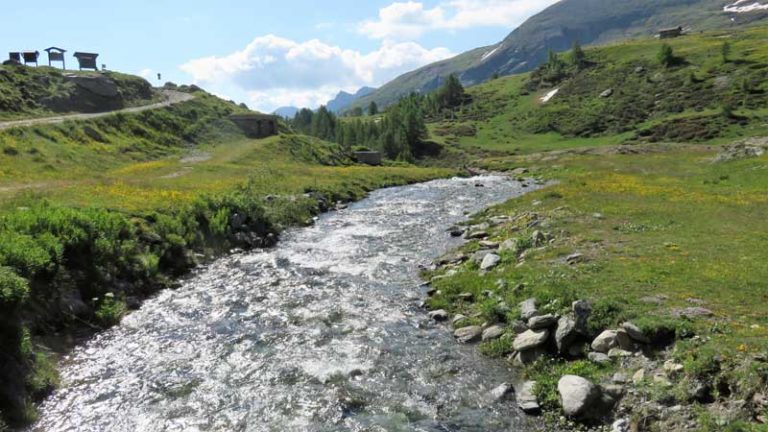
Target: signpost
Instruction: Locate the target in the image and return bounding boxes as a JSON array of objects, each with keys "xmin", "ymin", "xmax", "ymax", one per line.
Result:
[{"xmin": 45, "ymin": 47, "xmax": 67, "ymax": 69}]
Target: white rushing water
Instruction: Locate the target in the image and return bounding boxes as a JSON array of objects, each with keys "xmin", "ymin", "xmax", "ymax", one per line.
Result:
[{"xmin": 31, "ymin": 176, "xmax": 543, "ymax": 432}]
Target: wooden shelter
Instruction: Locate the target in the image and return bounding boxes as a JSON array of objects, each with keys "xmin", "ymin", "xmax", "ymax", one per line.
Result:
[
  {"xmin": 45, "ymin": 47, "xmax": 67, "ymax": 69},
  {"xmin": 73, "ymin": 52, "xmax": 99, "ymax": 71},
  {"xmin": 658, "ymin": 27, "xmax": 683, "ymax": 39},
  {"xmin": 22, "ymin": 51, "xmax": 39, "ymax": 66}
]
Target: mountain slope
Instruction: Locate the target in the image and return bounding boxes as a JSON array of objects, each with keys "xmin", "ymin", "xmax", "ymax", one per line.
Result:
[
  {"xmin": 354, "ymin": 0, "xmax": 768, "ymax": 110},
  {"xmin": 326, "ymin": 86, "xmax": 376, "ymax": 113}
]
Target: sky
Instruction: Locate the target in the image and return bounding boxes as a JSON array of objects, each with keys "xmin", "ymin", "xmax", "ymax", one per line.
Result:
[{"xmin": 2, "ymin": 0, "xmax": 559, "ymax": 112}]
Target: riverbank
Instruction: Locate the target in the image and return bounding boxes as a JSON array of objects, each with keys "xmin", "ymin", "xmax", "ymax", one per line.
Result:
[
  {"xmin": 0, "ymin": 89, "xmax": 456, "ymax": 427},
  {"xmin": 423, "ymin": 143, "xmax": 768, "ymax": 430}
]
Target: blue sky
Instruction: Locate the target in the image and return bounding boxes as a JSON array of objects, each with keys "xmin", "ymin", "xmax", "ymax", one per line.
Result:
[{"xmin": 2, "ymin": 0, "xmax": 558, "ymax": 112}]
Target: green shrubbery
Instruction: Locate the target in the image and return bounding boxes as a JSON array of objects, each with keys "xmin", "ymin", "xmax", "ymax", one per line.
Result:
[{"xmin": 0, "ymin": 267, "xmax": 29, "ymax": 307}]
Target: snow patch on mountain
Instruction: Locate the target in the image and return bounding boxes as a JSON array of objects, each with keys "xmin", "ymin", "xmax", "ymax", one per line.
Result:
[
  {"xmin": 481, "ymin": 46, "xmax": 500, "ymax": 62},
  {"xmin": 724, "ymin": 0, "xmax": 768, "ymax": 13}
]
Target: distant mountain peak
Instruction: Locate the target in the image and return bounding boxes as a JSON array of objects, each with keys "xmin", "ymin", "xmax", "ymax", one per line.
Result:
[{"xmin": 326, "ymin": 86, "xmax": 377, "ymax": 113}]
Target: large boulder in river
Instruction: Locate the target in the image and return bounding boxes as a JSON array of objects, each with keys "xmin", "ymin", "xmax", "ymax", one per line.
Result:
[{"xmin": 558, "ymin": 375, "xmax": 601, "ymax": 418}]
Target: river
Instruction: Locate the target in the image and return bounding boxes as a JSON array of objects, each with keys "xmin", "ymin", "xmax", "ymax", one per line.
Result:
[{"xmin": 32, "ymin": 175, "xmax": 538, "ymax": 432}]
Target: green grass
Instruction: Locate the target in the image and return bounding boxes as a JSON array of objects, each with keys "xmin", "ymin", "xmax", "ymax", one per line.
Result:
[
  {"xmin": 430, "ymin": 25, "xmax": 768, "ymax": 155},
  {"xmin": 427, "ymin": 147, "xmax": 768, "ymax": 428},
  {"xmin": 0, "ymin": 66, "xmax": 158, "ymax": 120}
]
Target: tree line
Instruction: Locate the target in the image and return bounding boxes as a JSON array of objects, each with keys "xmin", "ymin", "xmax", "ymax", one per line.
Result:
[{"xmin": 289, "ymin": 74, "xmax": 469, "ymax": 161}]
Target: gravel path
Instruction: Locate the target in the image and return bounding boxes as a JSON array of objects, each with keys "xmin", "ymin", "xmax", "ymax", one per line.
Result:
[{"xmin": 0, "ymin": 90, "xmax": 194, "ymax": 130}]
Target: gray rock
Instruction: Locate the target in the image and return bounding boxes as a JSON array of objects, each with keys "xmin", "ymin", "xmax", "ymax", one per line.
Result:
[
  {"xmin": 482, "ymin": 325, "xmax": 506, "ymax": 341},
  {"xmin": 511, "ymin": 320, "xmax": 529, "ymax": 334},
  {"xmin": 531, "ymin": 230, "xmax": 546, "ymax": 247},
  {"xmin": 480, "ymin": 253, "xmax": 501, "ymax": 270},
  {"xmin": 471, "ymin": 250, "xmax": 493, "ymax": 264},
  {"xmin": 622, "ymin": 322, "xmax": 650, "ymax": 344},
  {"xmin": 591, "ymin": 330, "xmax": 619, "ymax": 353},
  {"xmin": 457, "ymin": 292, "xmax": 474, "ymax": 302},
  {"xmin": 499, "ymin": 238, "xmax": 518, "ymax": 252},
  {"xmin": 587, "ymin": 352, "xmax": 611, "ymax": 364},
  {"xmin": 452, "ymin": 314, "xmax": 468, "ymax": 326},
  {"xmin": 428, "ymin": 310, "xmax": 449, "ymax": 321},
  {"xmin": 519, "ymin": 298, "xmax": 538, "ymax": 321},
  {"xmin": 489, "ymin": 382, "xmax": 513, "ymax": 402},
  {"xmin": 600, "ymin": 88, "xmax": 614, "ymax": 98},
  {"xmin": 479, "ymin": 240, "xmax": 500, "ymax": 249},
  {"xmin": 528, "ymin": 313, "xmax": 558, "ymax": 330},
  {"xmin": 65, "ymin": 74, "xmax": 119, "ymax": 97},
  {"xmin": 616, "ymin": 329, "xmax": 635, "ymax": 351},
  {"xmin": 607, "ymin": 348, "xmax": 633, "ymax": 358},
  {"xmin": 673, "ymin": 307, "xmax": 714, "ymax": 318},
  {"xmin": 555, "ymin": 314, "xmax": 578, "ymax": 354},
  {"xmin": 572, "ymin": 300, "xmax": 591, "ymax": 334},
  {"xmin": 454, "ymin": 326, "xmax": 483, "ymax": 343},
  {"xmin": 558, "ymin": 375, "xmax": 600, "ymax": 417},
  {"xmin": 465, "ymin": 230, "xmax": 489, "ymax": 240},
  {"xmin": 566, "ymin": 253, "xmax": 585, "ymax": 265},
  {"xmin": 612, "ymin": 373, "xmax": 628, "ymax": 384},
  {"xmin": 612, "ymin": 418, "xmax": 630, "ymax": 432},
  {"xmin": 517, "ymin": 381, "xmax": 540, "ymax": 414},
  {"xmin": 513, "ymin": 329, "xmax": 549, "ymax": 351}
]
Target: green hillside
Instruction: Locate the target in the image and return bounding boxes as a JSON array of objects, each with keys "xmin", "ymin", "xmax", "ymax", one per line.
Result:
[
  {"xmin": 422, "ymin": 24, "xmax": 768, "ymax": 430},
  {"xmin": 431, "ymin": 25, "xmax": 768, "ymax": 154},
  {"xmin": 0, "ymin": 65, "xmax": 160, "ymax": 120},
  {"xmin": 353, "ymin": 0, "xmax": 768, "ymax": 112}
]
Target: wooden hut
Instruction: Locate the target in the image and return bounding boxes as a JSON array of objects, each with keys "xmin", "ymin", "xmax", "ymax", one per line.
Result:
[
  {"xmin": 45, "ymin": 47, "xmax": 67, "ymax": 69},
  {"xmin": 658, "ymin": 27, "xmax": 683, "ymax": 39}
]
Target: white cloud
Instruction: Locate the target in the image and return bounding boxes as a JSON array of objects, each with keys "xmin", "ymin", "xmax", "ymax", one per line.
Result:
[
  {"xmin": 359, "ymin": 0, "xmax": 561, "ymax": 39},
  {"xmin": 138, "ymin": 68, "xmax": 154, "ymax": 79},
  {"xmin": 179, "ymin": 35, "xmax": 452, "ymax": 112}
]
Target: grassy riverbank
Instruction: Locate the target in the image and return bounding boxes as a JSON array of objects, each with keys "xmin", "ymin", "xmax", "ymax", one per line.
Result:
[
  {"xmin": 427, "ymin": 145, "xmax": 768, "ymax": 429},
  {"xmin": 0, "ymin": 87, "xmax": 453, "ymax": 427},
  {"xmin": 421, "ymin": 23, "xmax": 768, "ymax": 431}
]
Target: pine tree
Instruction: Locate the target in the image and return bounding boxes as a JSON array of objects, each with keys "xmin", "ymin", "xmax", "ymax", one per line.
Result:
[
  {"xmin": 721, "ymin": 41, "xmax": 732, "ymax": 64},
  {"xmin": 571, "ymin": 41, "xmax": 586, "ymax": 69},
  {"xmin": 658, "ymin": 44, "xmax": 675, "ymax": 68},
  {"xmin": 368, "ymin": 101, "xmax": 379, "ymax": 116}
]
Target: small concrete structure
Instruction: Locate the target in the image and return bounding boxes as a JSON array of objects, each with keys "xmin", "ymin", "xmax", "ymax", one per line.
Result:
[
  {"xmin": 353, "ymin": 151, "xmax": 382, "ymax": 166},
  {"xmin": 229, "ymin": 114, "xmax": 279, "ymax": 138},
  {"xmin": 45, "ymin": 47, "xmax": 67, "ymax": 69},
  {"xmin": 658, "ymin": 27, "xmax": 683, "ymax": 39},
  {"xmin": 73, "ymin": 52, "xmax": 99, "ymax": 71}
]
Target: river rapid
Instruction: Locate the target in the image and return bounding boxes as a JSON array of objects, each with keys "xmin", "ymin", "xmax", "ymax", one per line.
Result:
[{"xmin": 32, "ymin": 175, "xmax": 539, "ymax": 432}]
